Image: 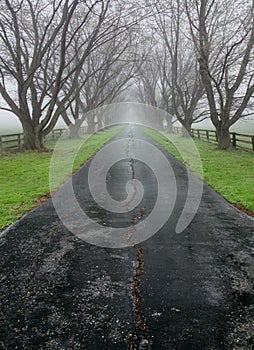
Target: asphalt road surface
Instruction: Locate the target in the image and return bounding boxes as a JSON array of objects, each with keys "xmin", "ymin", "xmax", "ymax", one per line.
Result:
[{"xmin": 0, "ymin": 126, "xmax": 253, "ymax": 350}]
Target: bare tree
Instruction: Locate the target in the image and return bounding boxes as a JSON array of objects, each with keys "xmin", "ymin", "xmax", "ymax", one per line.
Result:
[
  {"xmin": 136, "ymin": 55, "xmax": 160, "ymax": 107},
  {"xmin": 153, "ymin": 0, "xmax": 206, "ymax": 137},
  {"xmin": 135, "ymin": 52, "xmax": 172, "ymax": 131},
  {"xmin": 0, "ymin": 0, "xmax": 152, "ymax": 149},
  {"xmin": 128, "ymin": 27, "xmax": 171, "ymax": 130},
  {"xmin": 186, "ymin": 0, "xmax": 254, "ymax": 148},
  {"xmin": 0, "ymin": 0, "xmax": 112, "ymax": 149},
  {"xmin": 156, "ymin": 50, "xmax": 175, "ymax": 132},
  {"xmin": 58, "ymin": 27, "xmax": 142, "ymax": 136}
]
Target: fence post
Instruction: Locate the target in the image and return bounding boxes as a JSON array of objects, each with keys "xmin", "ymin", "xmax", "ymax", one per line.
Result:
[
  {"xmin": 197, "ymin": 129, "xmax": 200, "ymax": 139},
  {"xmin": 18, "ymin": 134, "xmax": 21, "ymax": 150},
  {"xmin": 232, "ymin": 133, "xmax": 237, "ymax": 148},
  {"xmin": 0, "ymin": 135, "xmax": 2, "ymax": 150},
  {"xmin": 206, "ymin": 130, "xmax": 209, "ymax": 142},
  {"xmin": 252, "ymin": 136, "xmax": 254, "ymax": 152}
]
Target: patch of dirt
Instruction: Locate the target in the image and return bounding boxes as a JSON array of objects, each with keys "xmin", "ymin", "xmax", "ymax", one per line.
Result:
[
  {"xmin": 21, "ymin": 191, "xmax": 54, "ymax": 215},
  {"xmin": 34, "ymin": 192, "xmax": 52, "ymax": 205},
  {"xmin": 233, "ymin": 204, "xmax": 254, "ymax": 218}
]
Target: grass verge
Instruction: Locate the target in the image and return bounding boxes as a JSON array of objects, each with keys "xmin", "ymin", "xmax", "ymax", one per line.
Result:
[
  {"xmin": 142, "ymin": 127, "xmax": 254, "ymax": 216},
  {"xmin": 0, "ymin": 126, "xmax": 124, "ymax": 230}
]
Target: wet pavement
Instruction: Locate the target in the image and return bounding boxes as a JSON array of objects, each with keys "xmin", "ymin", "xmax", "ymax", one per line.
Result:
[{"xmin": 0, "ymin": 126, "xmax": 254, "ymax": 350}]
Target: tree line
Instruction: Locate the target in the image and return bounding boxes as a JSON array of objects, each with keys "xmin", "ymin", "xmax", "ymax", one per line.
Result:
[{"xmin": 0, "ymin": 0, "xmax": 253, "ymax": 150}]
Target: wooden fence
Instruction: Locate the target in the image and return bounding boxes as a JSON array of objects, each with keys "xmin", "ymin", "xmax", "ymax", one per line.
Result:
[
  {"xmin": 173, "ymin": 127, "xmax": 254, "ymax": 152},
  {"xmin": 0, "ymin": 128, "xmax": 68, "ymax": 151},
  {"xmin": 0, "ymin": 133, "xmax": 24, "ymax": 151},
  {"xmin": 0, "ymin": 127, "xmax": 89, "ymax": 151},
  {"xmin": 44, "ymin": 128, "xmax": 68, "ymax": 141}
]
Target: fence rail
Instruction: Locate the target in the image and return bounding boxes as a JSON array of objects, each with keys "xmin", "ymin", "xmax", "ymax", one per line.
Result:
[
  {"xmin": 0, "ymin": 133, "xmax": 24, "ymax": 151},
  {"xmin": 44, "ymin": 128, "xmax": 68, "ymax": 141},
  {"xmin": 173, "ymin": 127, "xmax": 254, "ymax": 152},
  {"xmin": 0, "ymin": 128, "xmax": 68, "ymax": 151}
]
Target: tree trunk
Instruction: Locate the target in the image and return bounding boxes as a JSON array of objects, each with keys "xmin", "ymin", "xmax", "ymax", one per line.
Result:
[
  {"xmin": 166, "ymin": 116, "xmax": 173, "ymax": 133},
  {"xmin": 156, "ymin": 117, "xmax": 164, "ymax": 131},
  {"xmin": 216, "ymin": 125, "xmax": 231, "ymax": 150},
  {"xmin": 22, "ymin": 120, "xmax": 45, "ymax": 151},
  {"xmin": 181, "ymin": 120, "xmax": 192, "ymax": 137},
  {"xmin": 68, "ymin": 120, "xmax": 82, "ymax": 139},
  {"xmin": 97, "ymin": 117, "xmax": 103, "ymax": 130},
  {"xmin": 86, "ymin": 117, "xmax": 96, "ymax": 134}
]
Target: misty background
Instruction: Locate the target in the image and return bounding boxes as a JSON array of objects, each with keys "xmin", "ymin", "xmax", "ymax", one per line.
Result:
[{"xmin": 1, "ymin": 110, "xmax": 253, "ymax": 135}]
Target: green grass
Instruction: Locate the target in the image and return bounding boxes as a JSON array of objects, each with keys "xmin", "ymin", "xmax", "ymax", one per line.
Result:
[
  {"xmin": 142, "ymin": 127, "xmax": 254, "ymax": 213},
  {"xmin": 0, "ymin": 126, "xmax": 124, "ymax": 230}
]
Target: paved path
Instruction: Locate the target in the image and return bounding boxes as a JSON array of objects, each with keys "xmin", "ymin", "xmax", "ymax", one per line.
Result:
[{"xmin": 0, "ymin": 126, "xmax": 253, "ymax": 350}]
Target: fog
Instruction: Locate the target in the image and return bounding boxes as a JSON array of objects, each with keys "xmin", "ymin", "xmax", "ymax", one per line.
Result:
[
  {"xmin": 0, "ymin": 111, "xmax": 22, "ymax": 134},
  {"xmin": 0, "ymin": 110, "xmax": 66, "ymax": 135},
  {"xmin": 0, "ymin": 108, "xmax": 254, "ymax": 136}
]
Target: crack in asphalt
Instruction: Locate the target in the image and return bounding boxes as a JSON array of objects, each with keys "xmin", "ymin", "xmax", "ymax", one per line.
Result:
[
  {"xmin": 125, "ymin": 129, "xmax": 151, "ymax": 349},
  {"xmin": 131, "ymin": 158, "xmax": 135, "ymax": 180},
  {"xmin": 127, "ymin": 243, "xmax": 151, "ymax": 350}
]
